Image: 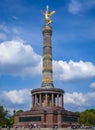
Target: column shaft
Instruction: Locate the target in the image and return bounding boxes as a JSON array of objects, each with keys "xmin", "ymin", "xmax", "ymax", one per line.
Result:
[
  {"xmin": 52, "ymin": 93, "xmax": 54, "ymax": 106},
  {"xmin": 32, "ymin": 95, "xmax": 34, "ymax": 107},
  {"xmin": 40, "ymin": 94, "xmax": 42, "ymax": 106},
  {"xmin": 60, "ymin": 95, "xmax": 62, "ymax": 107},
  {"xmin": 42, "ymin": 26, "xmax": 54, "ymax": 88},
  {"xmin": 62, "ymin": 95, "xmax": 64, "ymax": 108},
  {"xmin": 57, "ymin": 94, "xmax": 59, "ymax": 106},
  {"xmin": 35, "ymin": 94, "xmax": 37, "ymax": 106},
  {"xmin": 46, "ymin": 93, "xmax": 48, "ymax": 106}
]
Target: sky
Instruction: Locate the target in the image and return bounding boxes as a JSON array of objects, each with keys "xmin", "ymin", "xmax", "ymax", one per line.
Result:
[{"xmin": 0, "ymin": 0, "xmax": 95, "ymax": 114}]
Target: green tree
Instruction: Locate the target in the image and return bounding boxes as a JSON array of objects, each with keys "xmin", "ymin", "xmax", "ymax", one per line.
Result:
[
  {"xmin": 0, "ymin": 106, "xmax": 9, "ymax": 127},
  {"xmin": 9, "ymin": 116, "xmax": 14, "ymax": 125},
  {"xmin": 17, "ymin": 109, "xmax": 23, "ymax": 113},
  {"xmin": 0, "ymin": 106, "xmax": 24, "ymax": 127},
  {"xmin": 79, "ymin": 109, "xmax": 95, "ymax": 126}
]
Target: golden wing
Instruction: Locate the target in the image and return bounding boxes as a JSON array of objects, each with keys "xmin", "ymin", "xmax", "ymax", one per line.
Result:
[{"xmin": 50, "ymin": 11, "xmax": 56, "ymax": 15}]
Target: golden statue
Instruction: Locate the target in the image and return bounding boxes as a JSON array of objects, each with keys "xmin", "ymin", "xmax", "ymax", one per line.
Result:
[{"xmin": 42, "ymin": 6, "xmax": 55, "ymax": 25}]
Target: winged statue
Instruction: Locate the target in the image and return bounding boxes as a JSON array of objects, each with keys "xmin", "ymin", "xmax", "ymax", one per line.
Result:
[{"xmin": 41, "ymin": 6, "xmax": 55, "ymax": 25}]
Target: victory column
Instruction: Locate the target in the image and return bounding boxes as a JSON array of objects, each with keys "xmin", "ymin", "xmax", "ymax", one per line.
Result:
[{"xmin": 14, "ymin": 6, "xmax": 79, "ymax": 128}]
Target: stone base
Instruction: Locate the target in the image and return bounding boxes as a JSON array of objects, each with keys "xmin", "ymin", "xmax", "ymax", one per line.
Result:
[
  {"xmin": 14, "ymin": 107, "xmax": 79, "ymax": 128},
  {"xmin": 14, "ymin": 87, "xmax": 79, "ymax": 128}
]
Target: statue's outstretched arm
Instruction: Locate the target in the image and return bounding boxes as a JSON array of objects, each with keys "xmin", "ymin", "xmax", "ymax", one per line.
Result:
[{"xmin": 50, "ymin": 11, "xmax": 56, "ymax": 15}]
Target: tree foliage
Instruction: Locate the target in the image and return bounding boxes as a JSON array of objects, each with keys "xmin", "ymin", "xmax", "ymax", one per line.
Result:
[
  {"xmin": 0, "ymin": 106, "xmax": 24, "ymax": 127},
  {"xmin": 79, "ymin": 109, "xmax": 95, "ymax": 126},
  {"xmin": 0, "ymin": 106, "xmax": 9, "ymax": 127},
  {"xmin": 17, "ymin": 109, "xmax": 23, "ymax": 113}
]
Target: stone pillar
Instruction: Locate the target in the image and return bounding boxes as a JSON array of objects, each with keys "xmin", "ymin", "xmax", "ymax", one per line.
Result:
[
  {"xmin": 46, "ymin": 93, "xmax": 48, "ymax": 106},
  {"xmin": 60, "ymin": 95, "xmax": 63, "ymax": 107},
  {"xmin": 52, "ymin": 93, "xmax": 54, "ymax": 106},
  {"xmin": 35, "ymin": 94, "xmax": 37, "ymax": 106},
  {"xmin": 39, "ymin": 94, "xmax": 42, "ymax": 106},
  {"xmin": 57, "ymin": 94, "xmax": 59, "ymax": 106},
  {"xmin": 62, "ymin": 95, "xmax": 64, "ymax": 108},
  {"xmin": 32, "ymin": 95, "xmax": 34, "ymax": 108}
]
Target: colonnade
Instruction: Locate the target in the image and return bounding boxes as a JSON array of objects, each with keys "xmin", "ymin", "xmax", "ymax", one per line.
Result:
[{"xmin": 32, "ymin": 93, "xmax": 63, "ymax": 108}]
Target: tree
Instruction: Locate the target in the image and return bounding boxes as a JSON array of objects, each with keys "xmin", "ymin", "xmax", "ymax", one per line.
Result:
[
  {"xmin": 9, "ymin": 116, "xmax": 14, "ymax": 126},
  {"xmin": 79, "ymin": 109, "xmax": 95, "ymax": 126},
  {"xmin": 0, "ymin": 106, "xmax": 9, "ymax": 127},
  {"xmin": 17, "ymin": 109, "xmax": 23, "ymax": 113},
  {"xmin": 0, "ymin": 106, "xmax": 24, "ymax": 127}
]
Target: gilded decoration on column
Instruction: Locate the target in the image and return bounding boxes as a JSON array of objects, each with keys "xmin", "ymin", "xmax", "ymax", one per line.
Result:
[
  {"xmin": 42, "ymin": 78, "xmax": 53, "ymax": 83},
  {"xmin": 41, "ymin": 5, "xmax": 55, "ymax": 25}
]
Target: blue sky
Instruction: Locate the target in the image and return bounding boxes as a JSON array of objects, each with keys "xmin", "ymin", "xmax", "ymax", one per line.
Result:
[{"xmin": 0, "ymin": 0, "xmax": 95, "ymax": 114}]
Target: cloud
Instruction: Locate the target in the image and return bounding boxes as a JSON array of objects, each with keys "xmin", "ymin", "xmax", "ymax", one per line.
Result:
[
  {"xmin": 90, "ymin": 82, "xmax": 95, "ymax": 89},
  {"xmin": 0, "ymin": 24, "xmax": 20, "ymax": 38},
  {"xmin": 53, "ymin": 60, "xmax": 95, "ymax": 82},
  {"xmin": 12, "ymin": 27, "xmax": 19, "ymax": 34},
  {"xmin": 0, "ymin": 40, "xmax": 42, "ymax": 77},
  {"xmin": 3, "ymin": 89, "xmax": 31, "ymax": 104},
  {"xmin": 68, "ymin": 0, "xmax": 95, "ymax": 15},
  {"xmin": 12, "ymin": 16, "xmax": 19, "ymax": 20},
  {"xmin": 0, "ymin": 89, "xmax": 31, "ymax": 111},
  {"xmin": 84, "ymin": 0, "xmax": 95, "ymax": 9},
  {"xmin": 0, "ymin": 40, "xmax": 95, "ymax": 81},
  {"xmin": 0, "ymin": 24, "xmax": 10, "ymax": 33},
  {"xmin": 64, "ymin": 92, "xmax": 87, "ymax": 106},
  {"xmin": 0, "ymin": 33, "xmax": 6, "ymax": 40},
  {"xmin": 68, "ymin": 0, "xmax": 82, "ymax": 14},
  {"xmin": 0, "ymin": 88, "xmax": 95, "ymax": 112},
  {"xmin": 64, "ymin": 91, "xmax": 95, "ymax": 111}
]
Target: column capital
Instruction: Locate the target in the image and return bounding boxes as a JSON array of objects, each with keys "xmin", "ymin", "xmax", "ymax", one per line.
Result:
[{"xmin": 42, "ymin": 25, "xmax": 52, "ymax": 35}]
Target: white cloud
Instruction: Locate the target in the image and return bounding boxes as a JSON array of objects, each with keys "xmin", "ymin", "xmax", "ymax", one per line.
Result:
[
  {"xmin": 0, "ymin": 89, "xmax": 95, "ymax": 112},
  {"xmin": 53, "ymin": 60, "xmax": 95, "ymax": 82},
  {"xmin": 68, "ymin": 0, "xmax": 82, "ymax": 14},
  {"xmin": 68, "ymin": 0, "xmax": 95, "ymax": 15},
  {"xmin": 0, "ymin": 24, "xmax": 10, "ymax": 33},
  {"xmin": 0, "ymin": 33, "xmax": 6, "ymax": 40},
  {"xmin": 3, "ymin": 89, "xmax": 31, "ymax": 104},
  {"xmin": 84, "ymin": 0, "xmax": 95, "ymax": 9},
  {"xmin": 64, "ymin": 92, "xmax": 87, "ymax": 106},
  {"xmin": 0, "ymin": 89, "xmax": 32, "ymax": 111},
  {"xmin": 12, "ymin": 27, "xmax": 19, "ymax": 34},
  {"xmin": 0, "ymin": 40, "xmax": 95, "ymax": 81},
  {"xmin": 90, "ymin": 82, "xmax": 95, "ymax": 89},
  {"xmin": 64, "ymin": 91, "xmax": 95, "ymax": 111},
  {"xmin": 12, "ymin": 16, "xmax": 19, "ymax": 20},
  {"xmin": 0, "ymin": 40, "xmax": 42, "ymax": 77}
]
